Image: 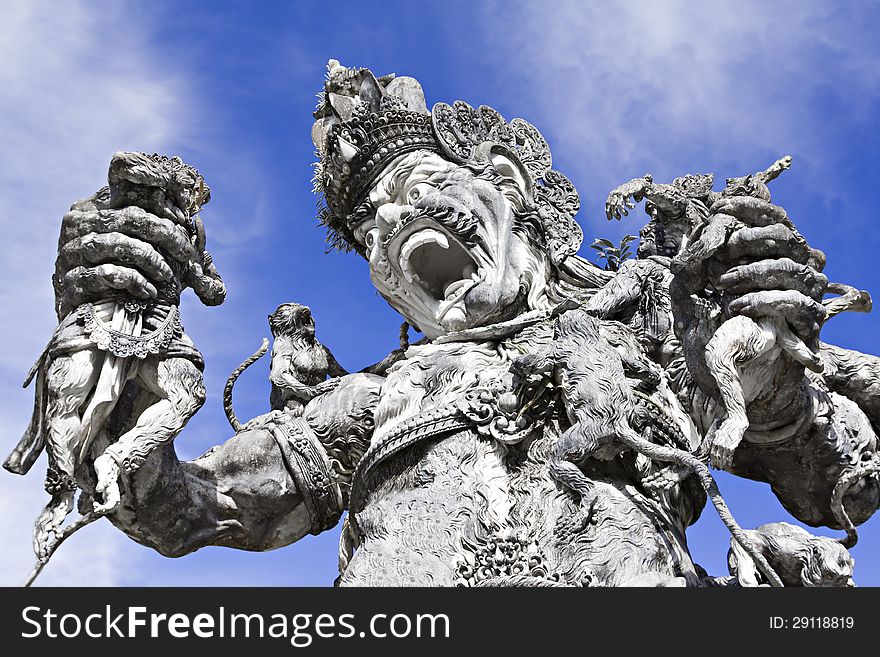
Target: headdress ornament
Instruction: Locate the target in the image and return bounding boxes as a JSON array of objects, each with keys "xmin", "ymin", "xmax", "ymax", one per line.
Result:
[{"xmin": 313, "ymin": 60, "xmax": 582, "ymax": 263}]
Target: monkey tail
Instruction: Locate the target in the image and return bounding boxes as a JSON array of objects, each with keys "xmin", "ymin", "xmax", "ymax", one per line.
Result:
[
  {"xmin": 337, "ymin": 514, "xmax": 359, "ymax": 580},
  {"xmin": 399, "ymin": 321, "xmax": 410, "ymax": 350},
  {"xmin": 831, "ymin": 454, "xmax": 880, "ymax": 548},
  {"xmin": 223, "ymin": 338, "xmax": 269, "ymax": 432},
  {"xmin": 619, "ymin": 428, "xmax": 785, "ymax": 588}
]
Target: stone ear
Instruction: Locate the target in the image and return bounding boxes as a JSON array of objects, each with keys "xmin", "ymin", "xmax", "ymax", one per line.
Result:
[
  {"xmin": 472, "ymin": 142, "xmax": 534, "ymax": 203},
  {"xmin": 471, "ymin": 141, "xmax": 583, "ymax": 266}
]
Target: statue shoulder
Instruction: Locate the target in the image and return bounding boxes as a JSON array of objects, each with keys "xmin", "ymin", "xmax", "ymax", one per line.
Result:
[
  {"xmin": 309, "ymin": 370, "xmax": 383, "ymax": 407},
  {"xmin": 298, "ymin": 372, "xmax": 383, "ymax": 500}
]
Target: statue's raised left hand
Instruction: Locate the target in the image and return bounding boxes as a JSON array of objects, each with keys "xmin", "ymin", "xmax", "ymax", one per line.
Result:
[
  {"xmin": 671, "ymin": 195, "xmax": 828, "ymax": 433},
  {"xmin": 55, "ymin": 196, "xmax": 220, "ymax": 317}
]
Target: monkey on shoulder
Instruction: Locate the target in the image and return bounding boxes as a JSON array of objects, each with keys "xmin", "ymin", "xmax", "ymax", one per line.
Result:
[{"xmin": 268, "ymin": 303, "xmax": 347, "ymax": 415}]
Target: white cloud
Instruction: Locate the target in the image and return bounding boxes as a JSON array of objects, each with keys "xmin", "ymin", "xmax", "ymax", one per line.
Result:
[
  {"xmin": 0, "ymin": 0, "xmax": 202, "ymax": 586},
  {"xmin": 478, "ymin": 0, "xmax": 880, "ymax": 203}
]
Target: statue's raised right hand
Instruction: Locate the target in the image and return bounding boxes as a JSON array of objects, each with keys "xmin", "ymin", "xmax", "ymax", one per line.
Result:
[
  {"xmin": 53, "ymin": 191, "xmax": 199, "ymax": 317},
  {"xmin": 604, "ymin": 175, "xmax": 652, "ymax": 221}
]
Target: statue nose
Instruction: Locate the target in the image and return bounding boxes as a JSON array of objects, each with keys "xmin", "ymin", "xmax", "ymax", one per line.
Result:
[{"xmin": 375, "ymin": 204, "xmax": 413, "ymax": 232}]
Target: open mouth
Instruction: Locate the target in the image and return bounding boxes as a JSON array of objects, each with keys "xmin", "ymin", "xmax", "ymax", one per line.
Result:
[{"xmin": 392, "ymin": 226, "xmax": 481, "ymax": 319}]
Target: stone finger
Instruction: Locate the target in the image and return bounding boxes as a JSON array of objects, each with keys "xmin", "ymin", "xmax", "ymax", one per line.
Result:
[
  {"xmin": 193, "ymin": 216, "xmax": 207, "ymax": 253},
  {"xmin": 727, "ymin": 289, "xmax": 827, "ymax": 338},
  {"xmin": 709, "ymin": 195, "xmax": 791, "ymax": 227},
  {"xmin": 714, "ymin": 258, "xmax": 828, "ymax": 300},
  {"xmin": 724, "ymin": 224, "xmax": 811, "ymax": 264},
  {"xmin": 57, "ymin": 232, "xmax": 174, "ymax": 283},
  {"xmin": 63, "ymin": 263, "xmax": 158, "ymax": 298},
  {"xmin": 808, "ymin": 247, "xmax": 826, "ymax": 273},
  {"xmin": 60, "ymin": 264, "xmax": 158, "ymax": 317},
  {"xmin": 59, "ymin": 206, "xmax": 195, "ymax": 263}
]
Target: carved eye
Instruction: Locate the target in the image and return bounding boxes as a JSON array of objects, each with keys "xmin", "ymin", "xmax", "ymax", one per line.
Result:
[
  {"xmin": 407, "ymin": 183, "xmax": 433, "ymax": 204},
  {"xmin": 353, "ymin": 217, "xmax": 377, "ymax": 249}
]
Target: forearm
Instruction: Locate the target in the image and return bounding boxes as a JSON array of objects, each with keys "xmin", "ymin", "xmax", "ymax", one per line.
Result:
[
  {"xmin": 191, "ymin": 276, "xmax": 226, "ymax": 306},
  {"xmin": 111, "ymin": 427, "xmax": 313, "ymax": 557},
  {"xmin": 109, "ymin": 372, "xmax": 383, "ymax": 557},
  {"xmin": 188, "ymin": 259, "xmax": 226, "ymax": 306},
  {"xmin": 270, "ymin": 369, "xmax": 317, "ymax": 401}
]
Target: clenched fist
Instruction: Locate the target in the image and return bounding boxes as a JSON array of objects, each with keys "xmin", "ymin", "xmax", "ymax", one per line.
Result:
[{"xmin": 671, "ymin": 194, "xmax": 827, "ymax": 434}]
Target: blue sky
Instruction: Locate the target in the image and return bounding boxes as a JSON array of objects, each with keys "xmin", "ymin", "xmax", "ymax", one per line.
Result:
[{"xmin": 2, "ymin": 0, "xmax": 880, "ymax": 586}]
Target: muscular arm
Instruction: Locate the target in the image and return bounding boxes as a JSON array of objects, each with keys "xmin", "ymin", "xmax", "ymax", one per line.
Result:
[
  {"xmin": 47, "ymin": 187, "xmax": 379, "ymax": 555},
  {"xmin": 110, "ymin": 373, "xmax": 382, "ymax": 557},
  {"xmin": 114, "ymin": 427, "xmax": 310, "ymax": 557},
  {"xmin": 669, "ymin": 193, "xmax": 880, "ymax": 532}
]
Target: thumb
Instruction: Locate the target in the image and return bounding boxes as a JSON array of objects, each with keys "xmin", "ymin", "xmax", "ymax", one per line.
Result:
[{"xmin": 194, "ymin": 216, "xmax": 207, "ymax": 253}]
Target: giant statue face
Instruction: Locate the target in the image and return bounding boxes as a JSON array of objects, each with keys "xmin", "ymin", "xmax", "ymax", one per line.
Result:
[
  {"xmin": 350, "ymin": 150, "xmax": 551, "ymax": 338},
  {"xmin": 313, "ymin": 62, "xmax": 584, "ymax": 337}
]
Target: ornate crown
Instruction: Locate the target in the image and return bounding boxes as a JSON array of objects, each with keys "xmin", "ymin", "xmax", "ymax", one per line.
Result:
[
  {"xmin": 312, "ymin": 60, "xmax": 582, "ymax": 263},
  {"xmin": 320, "ymin": 108, "xmax": 438, "ymax": 223}
]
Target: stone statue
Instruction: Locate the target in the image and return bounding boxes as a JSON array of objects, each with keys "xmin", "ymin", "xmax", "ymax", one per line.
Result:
[
  {"xmin": 222, "ymin": 302, "xmax": 348, "ymax": 432},
  {"xmin": 5, "ymin": 151, "xmax": 225, "ymax": 577},
  {"xmin": 7, "ymin": 59, "xmax": 880, "ymax": 587},
  {"xmin": 726, "ymin": 522, "xmax": 855, "ymax": 587}
]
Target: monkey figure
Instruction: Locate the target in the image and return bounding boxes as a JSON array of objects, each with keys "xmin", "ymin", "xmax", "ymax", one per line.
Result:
[
  {"xmin": 267, "ymin": 303, "xmax": 347, "ymax": 414},
  {"xmin": 15, "ymin": 151, "xmax": 224, "ymax": 563},
  {"xmin": 553, "ymin": 312, "xmax": 656, "ymax": 522},
  {"xmin": 727, "ymin": 522, "xmax": 855, "ymax": 587},
  {"xmin": 223, "ymin": 303, "xmax": 348, "ymax": 431},
  {"xmin": 512, "ymin": 310, "xmax": 660, "ymax": 528},
  {"xmin": 692, "ymin": 161, "xmax": 826, "ymax": 471},
  {"xmin": 513, "ymin": 308, "xmax": 786, "ymax": 586},
  {"xmin": 696, "ymin": 160, "xmax": 871, "ymax": 472}
]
